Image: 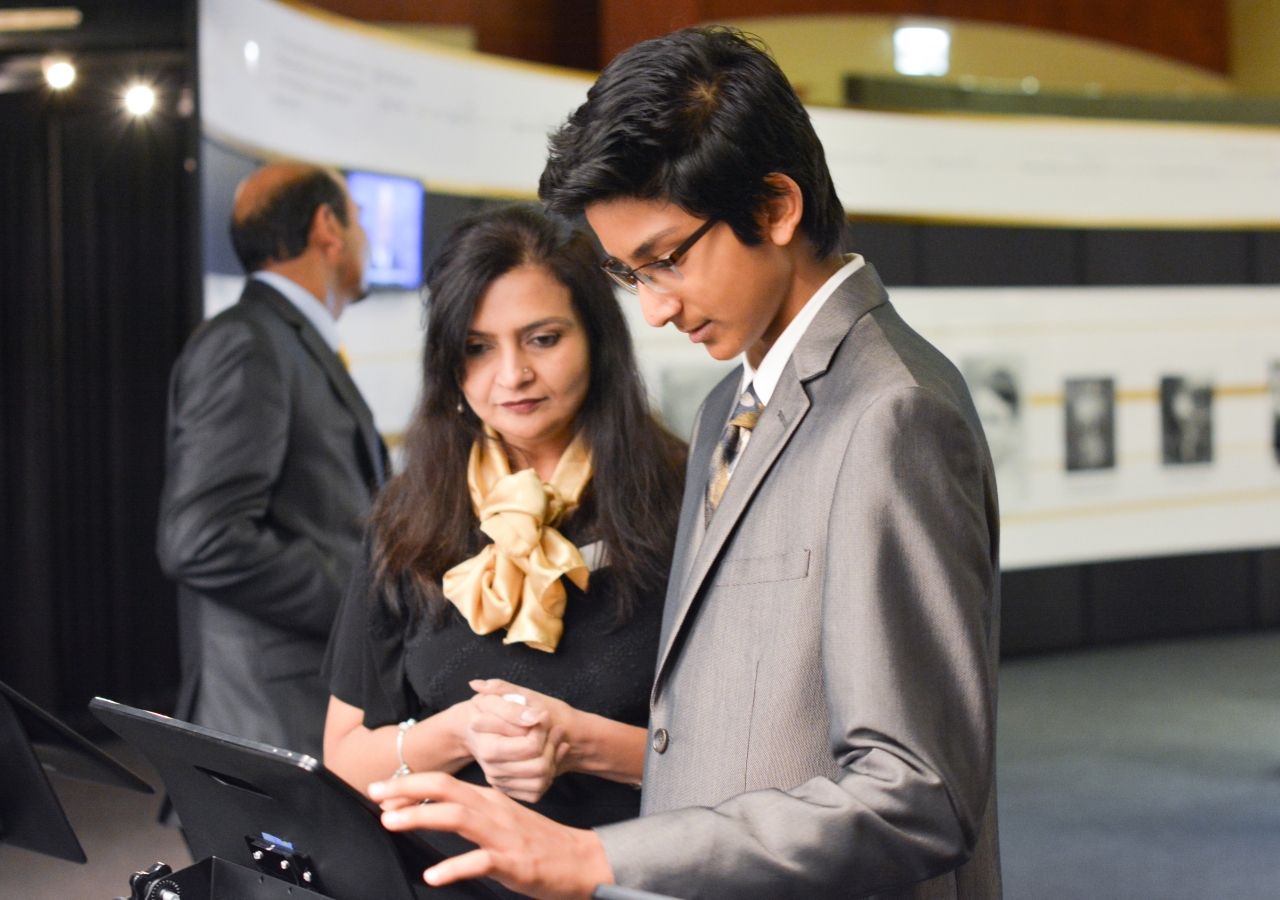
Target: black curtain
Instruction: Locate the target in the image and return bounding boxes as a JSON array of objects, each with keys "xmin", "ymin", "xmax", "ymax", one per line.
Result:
[{"xmin": 0, "ymin": 55, "xmax": 199, "ymax": 720}]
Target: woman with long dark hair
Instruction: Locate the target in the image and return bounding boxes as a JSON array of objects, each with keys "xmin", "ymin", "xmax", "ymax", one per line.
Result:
[{"xmin": 323, "ymin": 205, "xmax": 686, "ymax": 829}]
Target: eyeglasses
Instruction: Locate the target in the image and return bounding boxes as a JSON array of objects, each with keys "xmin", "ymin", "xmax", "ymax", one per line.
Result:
[{"xmin": 600, "ymin": 219, "xmax": 716, "ymax": 294}]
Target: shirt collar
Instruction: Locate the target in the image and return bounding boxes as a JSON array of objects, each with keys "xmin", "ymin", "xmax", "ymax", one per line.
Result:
[
  {"xmin": 252, "ymin": 271, "xmax": 342, "ymax": 352},
  {"xmin": 741, "ymin": 254, "xmax": 865, "ymax": 405}
]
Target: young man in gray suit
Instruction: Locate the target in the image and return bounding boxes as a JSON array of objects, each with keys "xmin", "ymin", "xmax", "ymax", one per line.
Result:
[
  {"xmin": 371, "ymin": 28, "xmax": 1001, "ymax": 900},
  {"xmin": 158, "ymin": 164, "xmax": 386, "ymax": 759}
]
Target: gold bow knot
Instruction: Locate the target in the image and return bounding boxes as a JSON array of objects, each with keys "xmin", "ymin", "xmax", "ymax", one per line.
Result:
[{"xmin": 441, "ymin": 431, "xmax": 592, "ymax": 652}]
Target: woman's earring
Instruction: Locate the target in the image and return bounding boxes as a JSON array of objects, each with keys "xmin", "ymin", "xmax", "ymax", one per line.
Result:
[{"xmin": 457, "ymin": 401, "xmax": 465, "ymax": 413}]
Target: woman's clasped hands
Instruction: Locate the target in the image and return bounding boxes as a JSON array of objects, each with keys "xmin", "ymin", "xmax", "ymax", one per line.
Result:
[{"xmin": 462, "ymin": 678, "xmax": 572, "ymax": 803}]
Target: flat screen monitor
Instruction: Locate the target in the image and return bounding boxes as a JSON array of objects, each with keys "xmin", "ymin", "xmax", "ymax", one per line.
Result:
[
  {"xmin": 90, "ymin": 698, "xmax": 501, "ymax": 900},
  {"xmin": 346, "ymin": 170, "xmax": 425, "ymax": 290}
]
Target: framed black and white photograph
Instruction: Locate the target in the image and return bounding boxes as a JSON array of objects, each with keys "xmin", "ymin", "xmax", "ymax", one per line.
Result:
[
  {"xmin": 1160, "ymin": 376, "xmax": 1214, "ymax": 465},
  {"xmin": 964, "ymin": 358, "xmax": 1023, "ymax": 481},
  {"xmin": 1064, "ymin": 377, "xmax": 1116, "ymax": 471},
  {"xmin": 1270, "ymin": 362, "xmax": 1280, "ymax": 464}
]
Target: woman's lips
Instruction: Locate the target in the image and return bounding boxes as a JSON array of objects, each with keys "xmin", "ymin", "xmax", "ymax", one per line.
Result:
[
  {"xmin": 687, "ymin": 321, "xmax": 712, "ymax": 343},
  {"xmin": 501, "ymin": 398, "xmax": 545, "ymax": 414}
]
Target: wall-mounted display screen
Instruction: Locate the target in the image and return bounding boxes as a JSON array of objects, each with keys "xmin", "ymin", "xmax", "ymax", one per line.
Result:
[{"xmin": 346, "ymin": 170, "xmax": 424, "ymax": 290}]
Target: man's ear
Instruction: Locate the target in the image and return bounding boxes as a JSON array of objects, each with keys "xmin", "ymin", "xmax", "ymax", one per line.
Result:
[
  {"xmin": 308, "ymin": 203, "xmax": 344, "ymax": 260},
  {"xmin": 760, "ymin": 173, "xmax": 804, "ymax": 247}
]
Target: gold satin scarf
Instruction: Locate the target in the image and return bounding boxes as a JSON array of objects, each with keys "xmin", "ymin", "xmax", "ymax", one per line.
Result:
[{"xmin": 441, "ymin": 429, "xmax": 592, "ymax": 652}]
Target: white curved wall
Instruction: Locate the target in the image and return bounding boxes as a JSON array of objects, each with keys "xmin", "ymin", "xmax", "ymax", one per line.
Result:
[
  {"xmin": 199, "ymin": 0, "xmax": 1280, "ymax": 568},
  {"xmin": 200, "ymin": 0, "xmax": 590, "ymax": 196},
  {"xmin": 203, "ymin": 0, "xmax": 1280, "ymax": 227}
]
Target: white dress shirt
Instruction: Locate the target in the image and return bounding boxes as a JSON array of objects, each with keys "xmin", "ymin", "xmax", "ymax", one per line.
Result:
[
  {"xmin": 720, "ymin": 254, "xmax": 865, "ymax": 475},
  {"xmin": 252, "ymin": 271, "xmax": 342, "ymax": 352}
]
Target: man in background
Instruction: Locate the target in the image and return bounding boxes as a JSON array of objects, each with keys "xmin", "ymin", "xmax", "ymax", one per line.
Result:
[{"xmin": 158, "ymin": 163, "xmax": 386, "ymax": 758}]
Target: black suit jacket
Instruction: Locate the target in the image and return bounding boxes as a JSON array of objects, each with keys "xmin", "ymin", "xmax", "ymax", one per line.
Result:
[{"xmin": 157, "ymin": 279, "xmax": 386, "ymax": 756}]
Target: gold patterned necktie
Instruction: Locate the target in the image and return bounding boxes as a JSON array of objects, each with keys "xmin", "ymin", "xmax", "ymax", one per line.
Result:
[{"xmin": 705, "ymin": 383, "xmax": 763, "ymax": 525}]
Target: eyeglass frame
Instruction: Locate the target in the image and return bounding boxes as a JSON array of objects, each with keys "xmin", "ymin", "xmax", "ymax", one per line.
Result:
[{"xmin": 600, "ymin": 219, "xmax": 717, "ymax": 294}]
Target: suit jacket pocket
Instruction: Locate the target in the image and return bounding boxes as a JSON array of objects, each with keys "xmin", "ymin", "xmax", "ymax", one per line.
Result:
[
  {"xmin": 256, "ymin": 638, "xmax": 326, "ymax": 683},
  {"xmin": 714, "ymin": 549, "xmax": 810, "ymax": 587}
]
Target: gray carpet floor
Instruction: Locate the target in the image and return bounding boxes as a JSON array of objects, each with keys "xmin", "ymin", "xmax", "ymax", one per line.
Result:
[
  {"xmin": 0, "ymin": 737, "xmax": 191, "ymax": 899},
  {"xmin": 999, "ymin": 631, "xmax": 1280, "ymax": 899},
  {"xmin": 3, "ymin": 632, "xmax": 1279, "ymax": 898}
]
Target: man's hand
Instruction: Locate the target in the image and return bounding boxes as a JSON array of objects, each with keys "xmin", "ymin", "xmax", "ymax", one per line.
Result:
[
  {"xmin": 369, "ymin": 772, "xmax": 614, "ymax": 900},
  {"xmin": 464, "ymin": 688, "xmax": 569, "ymax": 802}
]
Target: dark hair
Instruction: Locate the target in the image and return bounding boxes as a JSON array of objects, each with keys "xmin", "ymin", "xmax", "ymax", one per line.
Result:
[
  {"xmin": 539, "ymin": 27, "xmax": 846, "ymax": 259},
  {"xmin": 369, "ymin": 204, "xmax": 686, "ymax": 628},
  {"xmin": 230, "ymin": 168, "xmax": 349, "ymax": 273}
]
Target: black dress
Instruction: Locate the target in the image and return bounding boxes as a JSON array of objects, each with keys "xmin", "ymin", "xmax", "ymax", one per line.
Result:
[{"xmin": 323, "ymin": 505, "xmax": 663, "ymax": 829}]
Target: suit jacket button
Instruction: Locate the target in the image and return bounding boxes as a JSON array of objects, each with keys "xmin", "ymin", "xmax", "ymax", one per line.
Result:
[{"xmin": 652, "ymin": 727, "xmax": 669, "ymax": 754}]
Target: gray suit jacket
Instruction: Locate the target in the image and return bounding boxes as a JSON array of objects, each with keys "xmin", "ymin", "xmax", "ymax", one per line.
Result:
[
  {"xmin": 157, "ymin": 280, "xmax": 386, "ymax": 757},
  {"xmin": 597, "ymin": 265, "xmax": 1001, "ymax": 900}
]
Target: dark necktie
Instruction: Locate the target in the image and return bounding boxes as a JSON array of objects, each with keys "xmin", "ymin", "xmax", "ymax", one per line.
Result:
[{"xmin": 705, "ymin": 384, "xmax": 763, "ymax": 525}]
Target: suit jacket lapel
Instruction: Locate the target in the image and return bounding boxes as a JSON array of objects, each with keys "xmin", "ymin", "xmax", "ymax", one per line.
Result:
[
  {"xmin": 247, "ymin": 282, "xmax": 387, "ymax": 488},
  {"xmin": 653, "ymin": 264, "xmax": 890, "ymax": 686},
  {"xmin": 656, "ymin": 370, "xmax": 740, "ymax": 663},
  {"xmin": 297, "ymin": 325, "xmax": 388, "ymax": 489},
  {"xmin": 652, "ymin": 372, "xmax": 810, "ymax": 679}
]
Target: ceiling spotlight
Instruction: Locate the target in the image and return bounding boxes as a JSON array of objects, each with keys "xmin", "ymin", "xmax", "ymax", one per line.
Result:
[
  {"xmin": 124, "ymin": 83, "xmax": 156, "ymax": 116},
  {"xmin": 893, "ymin": 25, "xmax": 951, "ymax": 77},
  {"xmin": 244, "ymin": 40, "xmax": 260, "ymax": 70},
  {"xmin": 43, "ymin": 58, "xmax": 75, "ymax": 89}
]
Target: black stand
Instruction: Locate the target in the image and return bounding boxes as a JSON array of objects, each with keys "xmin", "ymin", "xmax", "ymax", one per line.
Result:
[
  {"xmin": 117, "ymin": 862, "xmax": 686, "ymax": 900},
  {"xmin": 0, "ymin": 680, "xmax": 152, "ymax": 863},
  {"xmin": 119, "ymin": 857, "xmax": 336, "ymax": 900},
  {"xmin": 114, "ymin": 859, "xmax": 685, "ymax": 900}
]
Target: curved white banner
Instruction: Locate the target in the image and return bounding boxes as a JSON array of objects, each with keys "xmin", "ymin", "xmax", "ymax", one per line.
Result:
[
  {"xmin": 200, "ymin": 0, "xmax": 590, "ymax": 196},
  {"xmin": 203, "ymin": 0, "xmax": 1280, "ymax": 226},
  {"xmin": 811, "ymin": 107, "xmax": 1280, "ymax": 229}
]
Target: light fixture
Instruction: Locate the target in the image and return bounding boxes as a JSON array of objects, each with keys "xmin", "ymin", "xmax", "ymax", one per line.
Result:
[
  {"xmin": 244, "ymin": 39, "xmax": 260, "ymax": 70},
  {"xmin": 43, "ymin": 57, "xmax": 75, "ymax": 90},
  {"xmin": 0, "ymin": 7, "xmax": 82, "ymax": 33},
  {"xmin": 124, "ymin": 83, "xmax": 156, "ymax": 116},
  {"xmin": 893, "ymin": 25, "xmax": 951, "ymax": 77}
]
